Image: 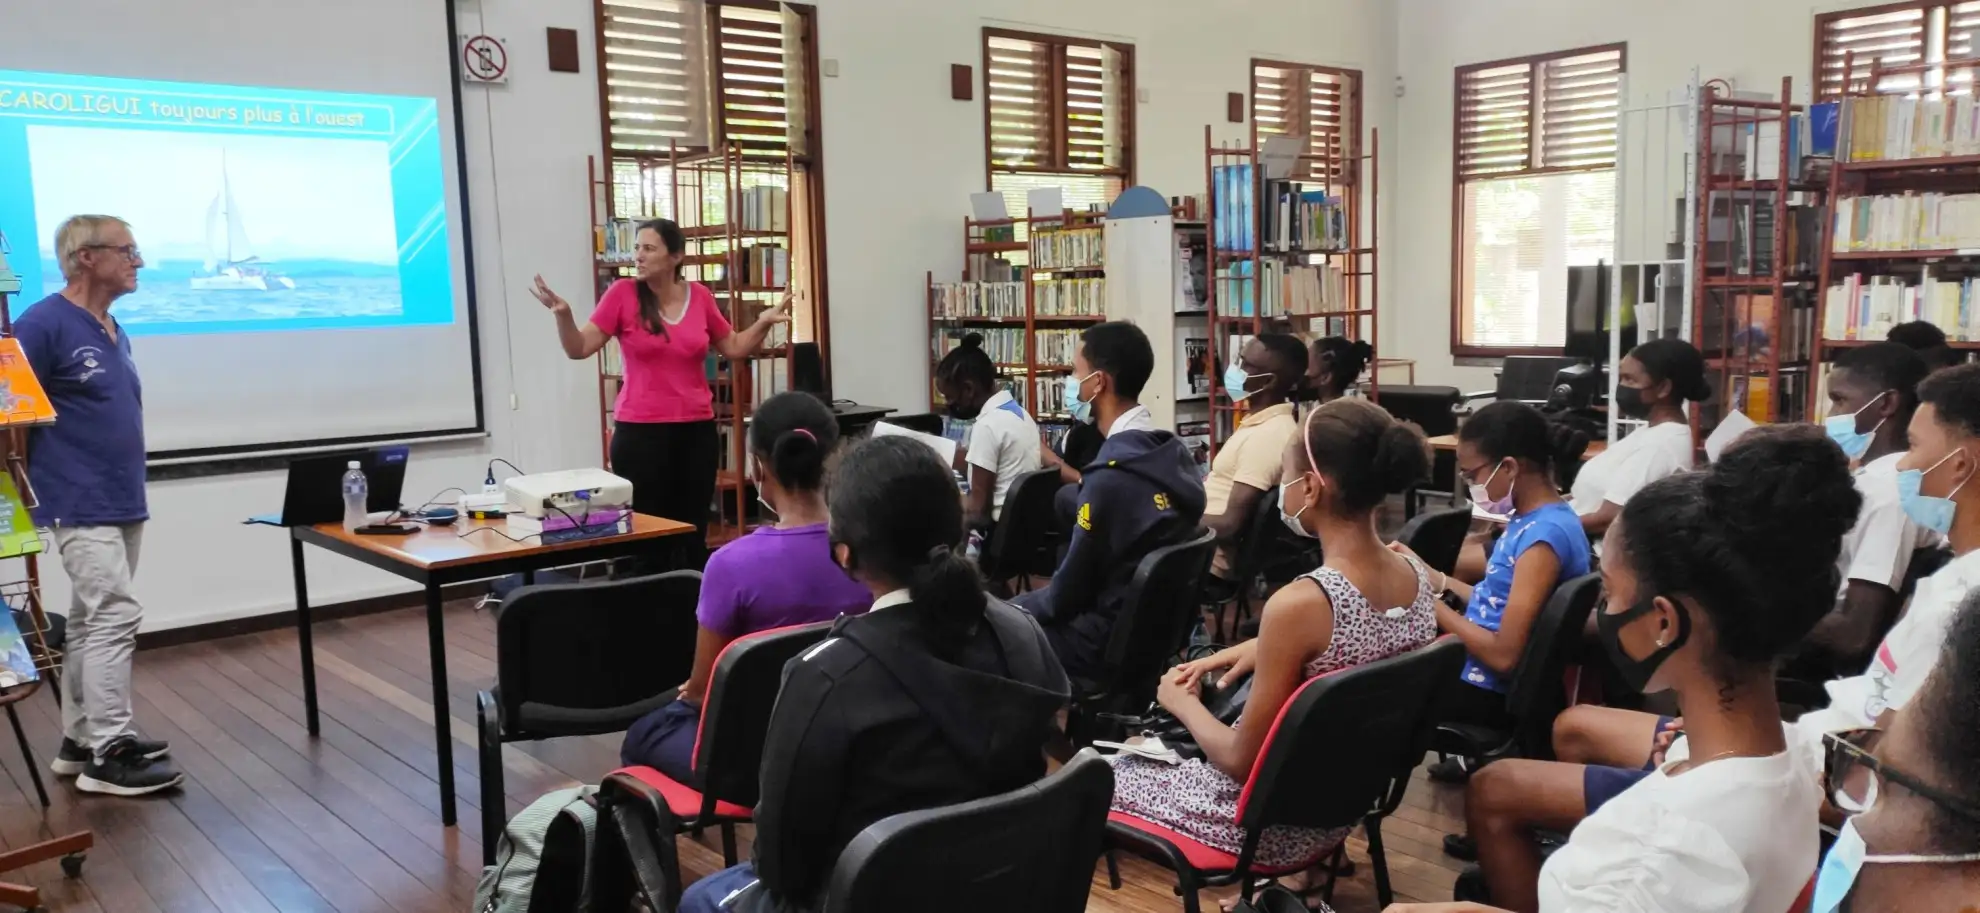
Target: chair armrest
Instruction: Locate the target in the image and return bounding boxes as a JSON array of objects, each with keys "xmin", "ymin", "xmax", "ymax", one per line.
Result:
[
  {"xmin": 1461, "ymin": 389, "xmax": 1498, "ymax": 402},
  {"xmin": 477, "ymin": 689, "xmax": 502, "ymax": 746}
]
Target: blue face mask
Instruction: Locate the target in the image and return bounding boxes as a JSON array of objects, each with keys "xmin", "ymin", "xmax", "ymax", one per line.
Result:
[
  {"xmin": 1896, "ymin": 448, "xmax": 1971, "ymax": 535},
  {"xmin": 1063, "ymin": 371, "xmax": 1098, "ymax": 425},
  {"xmin": 1813, "ymin": 816, "xmax": 1980, "ymax": 913},
  {"xmin": 1824, "ymin": 391, "xmax": 1888, "ymax": 461},
  {"xmin": 1223, "ymin": 365, "xmax": 1271, "ymax": 403}
]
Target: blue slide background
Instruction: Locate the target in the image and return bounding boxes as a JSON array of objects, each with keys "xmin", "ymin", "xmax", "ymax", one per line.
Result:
[{"xmin": 0, "ymin": 69, "xmax": 457, "ymax": 336}]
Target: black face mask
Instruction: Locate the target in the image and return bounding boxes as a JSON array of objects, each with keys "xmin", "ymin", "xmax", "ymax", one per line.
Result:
[
  {"xmin": 1596, "ymin": 596, "xmax": 1691, "ymax": 693},
  {"xmin": 1614, "ymin": 384, "xmax": 1651, "ymax": 418}
]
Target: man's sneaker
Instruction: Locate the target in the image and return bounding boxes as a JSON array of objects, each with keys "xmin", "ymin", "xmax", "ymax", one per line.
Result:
[
  {"xmin": 50, "ymin": 736, "xmax": 169, "ymax": 776},
  {"xmin": 75, "ymin": 738, "xmax": 184, "ymax": 797}
]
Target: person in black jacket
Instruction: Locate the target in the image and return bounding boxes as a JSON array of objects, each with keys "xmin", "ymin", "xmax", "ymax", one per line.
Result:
[
  {"xmin": 677, "ymin": 435, "xmax": 1072, "ymax": 913},
  {"xmin": 1020, "ymin": 321, "xmax": 1208, "ymax": 680}
]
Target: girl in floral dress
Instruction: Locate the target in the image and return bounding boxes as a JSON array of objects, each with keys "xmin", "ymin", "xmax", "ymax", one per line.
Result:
[{"xmin": 1110, "ymin": 399, "xmax": 1442, "ymax": 893}]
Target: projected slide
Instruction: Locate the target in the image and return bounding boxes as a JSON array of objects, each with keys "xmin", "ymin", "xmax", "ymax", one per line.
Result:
[{"xmin": 0, "ymin": 70, "xmax": 456, "ymax": 336}]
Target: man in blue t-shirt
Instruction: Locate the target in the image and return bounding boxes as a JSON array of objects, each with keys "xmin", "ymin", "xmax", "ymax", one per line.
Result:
[{"xmin": 18, "ymin": 215, "xmax": 181, "ymax": 796}]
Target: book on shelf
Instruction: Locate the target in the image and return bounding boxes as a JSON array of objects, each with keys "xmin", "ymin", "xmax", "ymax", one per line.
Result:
[
  {"xmin": 968, "ymin": 255, "xmax": 1021, "ymax": 283},
  {"xmin": 598, "ymin": 219, "xmax": 641, "ymax": 263},
  {"xmin": 1211, "ymin": 164, "xmax": 1256, "ymax": 252},
  {"xmin": 1704, "ymin": 197, "xmax": 1822, "ymax": 277},
  {"xmin": 1032, "ymin": 374, "xmax": 1069, "ymax": 420},
  {"xmin": 1176, "ymin": 420, "xmax": 1211, "ymax": 477},
  {"xmin": 930, "ymin": 282, "xmax": 1025, "ymax": 319},
  {"xmin": 1729, "ymin": 294, "xmax": 1814, "ymax": 363},
  {"xmin": 1825, "ymin": 273, "xmax": 1980, "ymax": 342},
  {"xmin": 1032, "ymin": 225, "xmax": 1104, "ymax": 269},
  {"xmin": 0, "ymin": 471, "xmax": 40, "ymax": 560},
  {"xmin": 0, "ymin": 599, "xmax": 37, "ymax": 689},
  {"xmin": 739, "ymin": 186, "xmax": 789, "ymax": 232},
  {"xmin": 1178, "ymin": 335, "xmax": 1212, "ymax": 398},
  {"xmin": 1843, "ymin": 94, "xmax": 1980, "ymax": 162},
  {"xmin": 0, "ymin": 338, "xmax": 57, "ymax": 426},
  {"xmin": 1262, "ymin": 183, "xmax": 1348, "ymax": 253},
  {"xmin": 1034, "ymin": 277, "xmax": 1106, "ymax": 317},
  {"xmin": 1260, "ymin": 260, "xmax": 1350, "ymax": 317},
  {"xmin": 1832, "ymin": 193, "xmax": 1980, "ymax": 252},
  {"xmin": 1216, "ymin": 260, "xmax": 1256, "ymax": 316},
  {"xmin": 735, "ymin": 244, "xmax": 790, "ymax": 288},
  {"xmin": 934, "ymin": 327, "xmax": 1079, "ymax": 365},
  {"xmin": 1175, "ymin": 228, "xmax": 1208, "ymax": 312}
]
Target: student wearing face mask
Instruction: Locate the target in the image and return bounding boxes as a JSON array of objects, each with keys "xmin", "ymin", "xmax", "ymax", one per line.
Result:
[
  {"xmin": 934, "ymin": 333, "xmax": 1042, "ymax": 533},
  {"xmin": 1393, "ymin": 401, "xmax": 1591, "ymax": 738},
  {"xmin": 1111, "ymin": 400, "xmax": 1438, "ymax": 900},
  {"xmin": 1015, "ymin": 321, "xmax": 1205, "ymax": 679},
  {"xmin": 1568, "ymin": 338, "xmax": 1708, "ymax": 542},
  {"xmin": 1200, "ymin": 334, "xmax": 1309, "ymax": 596},
  {"xmin": 1389, "ymin": 425, "xmax": 1861, "ymax": 913},
  {"xmin": 1811, "ymin": 592, "xmax": 1980, "ymax": 913},
  {"xmin": 618, "ymin": 391, "xmax": 872, "ymax": 781},
  {"xmin": 1301, "ymin": 336, "xmax": 1375, "ymax": 410}
]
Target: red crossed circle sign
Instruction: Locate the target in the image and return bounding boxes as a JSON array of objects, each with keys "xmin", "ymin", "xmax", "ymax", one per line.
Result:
[{"xmin": 463, "ymin": 36, "xmax": 507, "ymax": 81}]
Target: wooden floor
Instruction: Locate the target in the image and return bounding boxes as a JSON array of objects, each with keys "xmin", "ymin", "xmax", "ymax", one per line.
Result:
[{"xmin": 0, "ymin": 600, "xmax": 1464, "ymax": 913}]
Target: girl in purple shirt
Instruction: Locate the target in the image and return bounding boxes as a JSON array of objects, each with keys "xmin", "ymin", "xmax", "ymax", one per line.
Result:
[{"xmin": 620, "ymin": 391, "xmax": 871, "ymax": 778}]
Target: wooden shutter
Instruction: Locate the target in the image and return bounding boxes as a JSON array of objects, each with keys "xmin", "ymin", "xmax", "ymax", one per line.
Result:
[
  {"xmin": 986, "ymin": 35, "xmax": 1054, "ymax": 169},
  {"xmin": 601, "ymin": 0, "xmax": 711, "ymax": 154},
  {"xmin": 1818, "ymin": 4, "xmax": 1930, "ymax": 97},
  {"xmin": 713, "ymin": 4, "xmax": 789, "ymax": 159},
  {"xmin": 1536, "ymin": 49, "xmax": 1622, "ymax": 171},
  {"xmin": 1457, "ymin": 62, "xmax": 1534, "ymax": 178},
  {"xmin": 1457, "ymin": 45, "xmax": 1621, "ymax": 180},
  {"xmin": 1253, "ymin": 63, "xmax": 1360, "ymax": 182},
  {"xmin": 1064, "ymin": 43, "xmax": 1124, "ymax": 171}
]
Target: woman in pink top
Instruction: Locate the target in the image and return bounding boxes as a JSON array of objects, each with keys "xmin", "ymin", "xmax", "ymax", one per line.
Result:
[{"xmin": 530, "ymin": 219, "xmax": 787, "ymax": 549}]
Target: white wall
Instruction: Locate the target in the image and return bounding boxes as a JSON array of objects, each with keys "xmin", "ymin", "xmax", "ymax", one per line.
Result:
[{"xmin": 1389, "ymin": 0, "xmax": 1872, "ymax": 390}]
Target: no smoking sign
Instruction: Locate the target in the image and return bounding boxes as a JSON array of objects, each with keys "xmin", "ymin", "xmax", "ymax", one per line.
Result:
[{"xmin": 461, "ymin": 35, "xmax": 508, "ymax": 84}]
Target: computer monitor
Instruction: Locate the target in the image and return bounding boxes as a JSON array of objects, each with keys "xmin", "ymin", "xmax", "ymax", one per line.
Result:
[
  {"xmin": 792, "ymin": 342, "xmax": 828, "ymax": 400},
  {"xmin": 1564, "ymin": 263, "xmax": 1630, "ymax": 362}
]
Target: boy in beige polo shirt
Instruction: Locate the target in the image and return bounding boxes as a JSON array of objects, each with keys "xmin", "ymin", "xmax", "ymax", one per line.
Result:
[{"xmin": 1201, "ymin": 334, "xmax": 1310, "ymax": 590}]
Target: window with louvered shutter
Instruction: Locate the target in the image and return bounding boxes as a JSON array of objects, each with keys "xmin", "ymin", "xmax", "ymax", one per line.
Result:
[
  {"xmin": 1252, "ymin": 62, "xmax": 1360, "ymax": 182},
  {"xmin": 1453, "ymin": 44, "xmax": 1623, "ymax": 352},
  {"xmin": 983, "ymin": 28, "xmax": 1134, "ymax": 195},
  {"xmin": 714, "ymin": 4, "xmax": 792, "ymax": 159},
  {"xmin": 1817, "ymin": 2, "xmax": 1980, "ymax": 97},
  {"xmin": 600, "ymin": 0, "xmax": 711, "ymax": 154}
]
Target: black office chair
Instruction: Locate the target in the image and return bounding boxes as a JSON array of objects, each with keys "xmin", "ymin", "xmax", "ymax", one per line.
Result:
[
  {"xmin": 820, "ymin": 749, "xmax": 1115, "ymax": 913},
  {"xmin": 978, "ymin": 468, "xmax": 1066, "ymax": 593},
  {"xmin": 1377, "ymin": 385, "xmax": 1464, "ymax": 516},
  {"xmin": 1107, "ymin": 638, "xmax": 1467, "ymax": 912},
  {"xmin": 1433, "ymin": 572, "xmax": 1604, "ymax": 764},
  {"xmin": 475, "ymin": 571, "xmax": 700, "ymax": 864},
  {"xmin": 1394, "ymin": 506, "xmax": 1473, "ymax": 578},
  {"xmin": 1069, "ymin": 528, "xmax": 1218, "ymax": 746}
]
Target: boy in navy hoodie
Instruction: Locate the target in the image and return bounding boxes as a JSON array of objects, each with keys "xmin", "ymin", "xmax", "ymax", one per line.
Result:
[{"xmin": 1021, "ymin": 322, "xmax": 1206, "ymax": 680}]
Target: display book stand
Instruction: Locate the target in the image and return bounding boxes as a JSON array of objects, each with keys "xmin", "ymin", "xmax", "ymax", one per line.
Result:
[
  {"xmin": 1202, "ymin": 123, "xmax": 1380, "ymax": 460},
  {"xmin": 925, "ymin": 206, "xmax": 1106, "ymax": 453},
  {"xmin": 1689, "ymin": 76, "xmax": 1830, "ymax": 438},
  {"xmin": 0, "ymin": 239, "xmax": 92, "ymax": 913},
  {"xmin": 1809, "ymin": 52, "xmax": 1980, "ymax": 394},
  {"xmin": 588, "ymin": 143, "xmax": 809, "ymax": 546}
]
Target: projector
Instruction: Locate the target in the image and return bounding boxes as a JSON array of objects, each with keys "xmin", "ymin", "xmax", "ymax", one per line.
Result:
[{"xmin": 502, "ymin": 468, "xmax": 634, "ymax": 519}]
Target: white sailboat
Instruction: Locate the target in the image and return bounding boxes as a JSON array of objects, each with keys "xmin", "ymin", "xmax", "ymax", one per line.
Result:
[{"xmin": 192, "ymin": 152, "xmax": 295, "ymax": 291}]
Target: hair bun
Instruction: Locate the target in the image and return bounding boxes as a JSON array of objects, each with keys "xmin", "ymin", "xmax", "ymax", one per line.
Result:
[
  {"xmin": 1372, "ymin": 422, "xmax": 1432, "ymax": 492},
  {"xmin": 1350, "ymin": 340, "xmax": 1374, "ymax": 361},
  {"xmin": 959, "ymin": 332, "xmax": 985, "ymax": 350},
  {"xmin": 1707, "ymin": 425, "xmax": 1861, "ymax": 558}
]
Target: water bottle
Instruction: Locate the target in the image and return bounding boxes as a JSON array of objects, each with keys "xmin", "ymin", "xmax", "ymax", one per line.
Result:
[{"xmin": 341, "ymin": 461, "xmax": 369, "ymax": 532}]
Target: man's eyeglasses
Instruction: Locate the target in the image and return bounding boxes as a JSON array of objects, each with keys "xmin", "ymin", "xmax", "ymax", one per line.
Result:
[
  {"xmin": 1823, "ymin": 728, "xmax": 1980, "ymax": 823},
  {"xmin": 82, "ymin": 244, "xmax": 141, "ymax": 260}
]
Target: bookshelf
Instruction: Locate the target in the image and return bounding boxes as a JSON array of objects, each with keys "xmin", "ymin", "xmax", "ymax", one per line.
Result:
[
  {"xmin": 1811, "ymin": 55, "xmax": 1980, "ymax": 392},
  {"xmin": 926, "ymin": 209, "xmax": 1106, "ymax": 450},
  {"xmin": 1203, "ymin": 124, "xmax": 1380, "ymax": 459},
  {"xmin": 1690, "ymin": 77, "xmax": 1827, "ymax": 434},
  {"xmin": 588, "ymin": 143, "xmax": 807, "ymax": 545}
]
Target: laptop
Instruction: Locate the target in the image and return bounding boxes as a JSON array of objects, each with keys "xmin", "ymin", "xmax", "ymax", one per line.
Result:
[{"xmin": 247, "ymin": 446, "xmax": 409, "ymax": 527}]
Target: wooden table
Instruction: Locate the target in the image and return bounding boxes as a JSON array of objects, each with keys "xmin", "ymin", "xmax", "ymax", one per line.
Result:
[
  {"xmin": 288, "ymin": 513, "xmax": 694, "ymax": 826},
  {"xmin": 1427, "ymin": 433, "xmax": 1608, "ymax": 459}
]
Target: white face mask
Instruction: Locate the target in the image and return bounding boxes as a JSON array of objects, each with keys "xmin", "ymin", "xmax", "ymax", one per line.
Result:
[{"xmin": 1279, "ymin": 476, "xmax": 1317, "ymax": 539}]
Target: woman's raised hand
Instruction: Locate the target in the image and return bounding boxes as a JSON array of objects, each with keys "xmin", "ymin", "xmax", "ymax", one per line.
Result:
[{"xmin": 529, "ymin": 275, "xmax": 571, "ymax": 315}]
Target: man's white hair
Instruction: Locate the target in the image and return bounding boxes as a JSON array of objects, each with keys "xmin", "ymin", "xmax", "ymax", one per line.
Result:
[{"xmin": 55, "ymin": 215, "xmax": 131, "ymax": 280}]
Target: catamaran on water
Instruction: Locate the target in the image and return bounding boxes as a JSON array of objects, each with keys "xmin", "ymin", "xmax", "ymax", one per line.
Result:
[{"xmin": 193, "ymin": 151, "xmax": 295, "ymax": 292}]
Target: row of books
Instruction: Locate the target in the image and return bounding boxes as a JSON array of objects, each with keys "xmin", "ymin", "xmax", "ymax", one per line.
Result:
[
  {"xmin": 1726, "ymin": 371, "xmax": 1814, "ymax": 424},
  {"xmin": 1034, "ymin": 278, "xmax": 1105, "ymax": 317},
  {"xmin": 970, "ymin": 255, "xmax": 1021, "ymax": 283},
  {"xmin": 1703, "ymin": 199, "xmax": 1824, "ymax": 277},
  {"xmin": 734, "ymin": 244, "xmax": 789, "ymax": 288},
  {"xmin": 1832, "ymin": 193, "xmax": 1980, "ymax": 252},
  {"xmin": 934, "ymin": 328, "xmax": 1025, "ymax": 365},
  {"xmin": 1033, "ymin": 329, "xmax": 1083, "ymax": 366},
  {"xmin": 930, "ymin": 282, "xmax": 1025, "ymax": 319},
  {"xmin": 1031, "ymin": 375, "xmax": 1071, "ymax": 420},
  {"xmin": 1260, "ymin": 261, "xmax": 1351, "ymax": 317},
  {"xmin": 1824, "ymin": 274, "xmax": 1980, "ymax": 342},
  {"xmin": 1211, "ymin": 164, "xmax": 1257, "ymax": 252},
  {"xmin": 1262, "ymin": 185, "xmax": 1348, "ymax": 253},
  {"xmin": 1032, "ymin": 226, "xmax": 1104, "ymax": 269},
  {"xmin": 1699, "ymin": 291, "xmax": 1816, "ymax": 363},
  {"xmin": 1843, "ymin": 95, "xmax": 1980, "ymax": 163},
  {"xmin": 1718, "ymin": 102, "xmax": 1838, "ymax": 181},
  {"xmin": 739, "ymin": 186, "xmax": 790, "ymax": 232},
  {"xmin": 596, "ymin": 220, "xmax": 643, "ymax": 263}
]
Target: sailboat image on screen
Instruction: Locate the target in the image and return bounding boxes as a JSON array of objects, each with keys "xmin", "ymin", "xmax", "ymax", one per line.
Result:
[{"xmin": 191, "ymin": 151, "xmax": 296, "ymax": 291}]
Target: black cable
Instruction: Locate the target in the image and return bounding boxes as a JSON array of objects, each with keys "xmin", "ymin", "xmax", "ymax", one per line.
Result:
[{"xmin": 486, "ymin": 458, "xmax": 526, "ymax": 484}]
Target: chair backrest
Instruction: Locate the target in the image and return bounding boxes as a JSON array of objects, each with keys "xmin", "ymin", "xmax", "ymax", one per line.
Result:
[
  {"xmin": 1393, "ymin": 506, "xmax": 1472, "ymax": 577},
  {"xmin": 821, "ymin": 749, "xmax": 1115, "ymax": 913},
  {"xmin": 1228, "ymin": 485, "xmax": 1319, "ymax": 591},
  {"xmin": 691, "ymin": 621, "xmax": 835, "ymax": 808},
  {"xmin": 1501, "ymin": 572, "xmax": 1604, "ymax": 759},
  {"xmin": 495, "ymin": 571, "xmax": 701, "ymax": 736},
  {"xmin": 1098, "ymin": 528, "xmax": 1218, "ymax": 703},
  {"xmin": 1237, "ymin": 638, "xmax": 1466, "ymax": 836},
  {"xmin": 1374, "ymin": 386, "xmax": 1463, "ymax": 437},
  {"xmin": 980, "ymin": 468, "xmax": 1065, "ymax": 581},
  {"xmin": 884, "ymin": 412, "xmax": 948, "ymax": 437}
]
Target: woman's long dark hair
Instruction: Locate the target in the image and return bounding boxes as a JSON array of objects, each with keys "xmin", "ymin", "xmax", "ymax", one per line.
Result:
[
  {"xmin": 827, "ymin": 436, "xmax": 986, "ymax": 657},
  {"xmin": 634, "ymin": 218, "xmax": 688, "ymax": 339}
]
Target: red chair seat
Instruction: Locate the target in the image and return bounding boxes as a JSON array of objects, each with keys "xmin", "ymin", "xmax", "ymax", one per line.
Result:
[
  {"xmin": 611, "ymin": 766, "xmax": 753, "ymax": 820},
  {"xmin": 1106, "ymin": 811, "xmax": 1321, "ymax": 877}
]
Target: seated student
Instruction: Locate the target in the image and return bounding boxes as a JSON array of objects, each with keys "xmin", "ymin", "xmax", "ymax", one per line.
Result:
[
  {"xmin": 1112, "ymin": 399, "xmax": 1439, "ymax": 899},
  {"xmin": 1567, "ymin": 337, "xmax": 1707, "ymax": 541},
  {"xmin": 1796, "ymin": 342, "xmax": 1933, "ymax": 679},
  {"xmin": 1394, "ymin": 402, "xmax": 1590, "ymax": 746},
  {"xmin": 933, "ymin": 332, "xmax": 1042, "ymax": 532},
  {"xmin": 618, "ymin": 391, "xmax": 871, "ymax": 780},
  {"xmin": 677, "ymin": 435, "xmax": 1070, "ymax": 913},
  {"xmin": 1015, "ymin": 321, "xmax": 1205, "ymax": 680},
  {"xmin": 1812, "ymin": 592, "xmax": 1980, "ymax": 912},
  {"xmin": 1302, "ymin": 335, "xmax": 1374, "ymax": 408},
  {"xmin": 1200, "ymin": 333, "xmax": 1308, "ymax": 592},
  {"xmin": 1390, "ymin": 425, "xmax": 1863, "ymax": 913},
  {"xmin": 1888, "ymin": 319, "xmax": 1966, "ymax": 372}
]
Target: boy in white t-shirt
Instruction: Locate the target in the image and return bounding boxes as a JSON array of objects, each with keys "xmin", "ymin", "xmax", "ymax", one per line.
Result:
[{"xmin": 935, "ymin": 333, "xmax": 1042, "ymax": 532}]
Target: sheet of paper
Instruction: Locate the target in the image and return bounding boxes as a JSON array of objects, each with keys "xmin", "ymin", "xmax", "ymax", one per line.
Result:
[
  {"xmin": 1026, "ymin": 186, "xmax": 1064, "ymax": 219},
  {"xmin": 1092, "ymin": 738, "xmax": 1182, "ymax": 765},
  {"xmin": 969, "ymin": 191, "xmax": 1008, "ymax": 222},
  {"xmin": 1704, "ymin": 409, "xmax": 1758, "ymax": 463},
  {"xmin": 1259, "ymin": 134, "xmax": 1303, "ymax": 180},
  {"xmin": 871, "ymin": 421, "xmax": 958, "ymax": 468}
]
